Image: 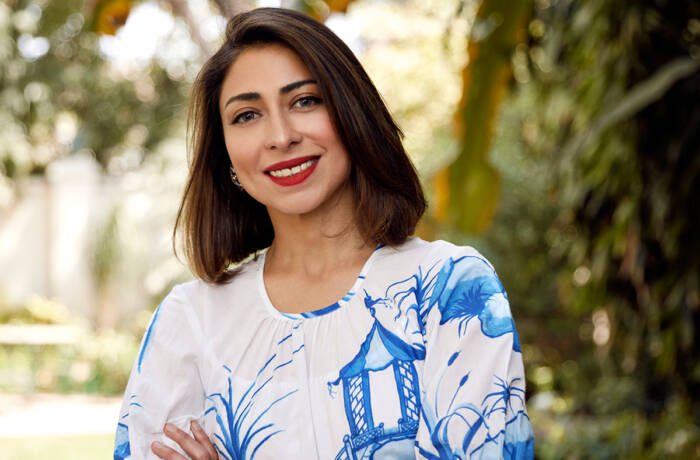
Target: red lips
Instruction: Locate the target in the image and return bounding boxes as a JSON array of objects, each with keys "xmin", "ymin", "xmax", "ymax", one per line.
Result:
[
  {"xmin": 264, "ymin": 155, "xmax": 319, "ymax": 173},
  {"xmin": 264, "ymin": 155, "xmax": 320, "ymax": 187}
]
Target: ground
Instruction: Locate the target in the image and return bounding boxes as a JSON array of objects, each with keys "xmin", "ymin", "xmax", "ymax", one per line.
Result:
[{"xmin": 0, "ymin": 393, "xmax": 120, "ymax": 459}]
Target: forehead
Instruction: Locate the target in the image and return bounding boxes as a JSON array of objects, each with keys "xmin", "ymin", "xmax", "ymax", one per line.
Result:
[{"xmin": 220, "ymin": 44, "xmax": 313, "ymax": 101}]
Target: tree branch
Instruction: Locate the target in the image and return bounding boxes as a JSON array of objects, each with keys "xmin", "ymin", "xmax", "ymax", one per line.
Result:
[
  {"xmin": 211, "ymin": 0, "xmax": 253, "ymax": 19},
  {"xmin": 166, "ymin": 0, "xmax": 214, "ymax": 56}
]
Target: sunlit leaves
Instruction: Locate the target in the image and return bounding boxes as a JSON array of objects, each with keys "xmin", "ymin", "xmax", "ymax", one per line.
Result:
[
  {"xmin": 301, "ymin": 0, "xmax": 356, "ymax": 21},
  {"xmin": 436, "ymin": 0, "xmax": 532, "ymax": 233},
  {"xmin": 87, "ymin": 0, "xmax": 132, "ymax": 35},
  {"xmin": 0, "ymin": 0, "xmax": 187, "ymax": 192}
]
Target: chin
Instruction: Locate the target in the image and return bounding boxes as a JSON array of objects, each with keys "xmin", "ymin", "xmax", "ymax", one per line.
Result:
[
  {"xmin": 278, "ymin": 204, "xmax": 326, "ymax": 217},
  {"xmin": 265, "ymin": 198, "xmax": 323, "ymax": 217},
  {"xmin": 260, "ymin": 183, "xmax": 352, "ymax": 219}
]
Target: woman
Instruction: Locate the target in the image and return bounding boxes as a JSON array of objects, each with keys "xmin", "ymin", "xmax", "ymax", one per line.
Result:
[{"xmin": 114, "ymin": 7, "xmax": 534, "ymax": 460}]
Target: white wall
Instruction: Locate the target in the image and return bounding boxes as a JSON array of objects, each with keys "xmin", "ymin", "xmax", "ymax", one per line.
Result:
[{"xmin": 0, "ymin": 148, "xmax": 188, "ymax": 326}]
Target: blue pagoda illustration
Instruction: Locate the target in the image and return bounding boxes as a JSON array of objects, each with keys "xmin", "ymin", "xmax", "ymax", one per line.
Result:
[{"xmin": 328, "ymin": 294, "xmax": 426, "ymax": 459}]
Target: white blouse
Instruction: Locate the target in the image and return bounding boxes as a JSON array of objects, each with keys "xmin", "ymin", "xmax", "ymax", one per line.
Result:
[{"xmin": 114, "ymin": 238, "xmax": 534, "ymax": 459}]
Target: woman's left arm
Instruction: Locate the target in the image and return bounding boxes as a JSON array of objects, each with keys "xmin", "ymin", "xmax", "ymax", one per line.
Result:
[
  {"xmin": 114, "ymin": 285, "xmax": 214, "ymax": 460},
  {"xmin": 414, "ymin": 251, "xmax": 535, "ymax": 459}
]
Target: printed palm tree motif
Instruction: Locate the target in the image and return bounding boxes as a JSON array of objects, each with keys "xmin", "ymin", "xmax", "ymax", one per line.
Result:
[
  {"xmin": 364, "ymin": 261, "xmax": 441, "ymax": 355},
  {"xmin": 417, "ymin": 351, "xmax": 533, "ymax": 459},
  {"xmin": 482, "ymin": 376, "xmax": 526, "ymax": 419},
  {"xmin": 382, "ymin": 261, "xmax": 442, "ymax": 331},
  {"xmin": 417, "ymin": 350, "xmax": 490, "ymax": 459},
  {"xmin": 471, "ymin": 375, "xmax": 533, "ymax": 459},
  {"xmin": 206, "ymin": 355, "xmax": 299, "ymax": 460},
  {"xmin": 429, "ymin": 255, "xmax": 521, "ymax": 352}
]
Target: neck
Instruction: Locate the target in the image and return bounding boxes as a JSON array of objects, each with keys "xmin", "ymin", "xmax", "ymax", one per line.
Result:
[{"xmin": 265, "ymin": 187, "xmax": 373, "ymax": 276}]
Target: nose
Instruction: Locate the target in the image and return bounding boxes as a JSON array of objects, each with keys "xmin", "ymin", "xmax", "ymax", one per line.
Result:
[{"xmin": 264, "ymin": 110, "xmax": 302, "ymax": 150}]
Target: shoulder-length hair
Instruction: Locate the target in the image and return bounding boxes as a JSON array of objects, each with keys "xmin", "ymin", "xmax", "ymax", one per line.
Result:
[{"xmin": 174, "ymin": 7, "xmax": 426, "ymax": 284}]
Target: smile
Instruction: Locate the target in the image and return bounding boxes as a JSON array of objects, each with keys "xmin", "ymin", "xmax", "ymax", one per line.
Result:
[
  {"xmin": 268, "ymin": 158, "xmax": 317, "ymax": 177},
  {"xmin": 264, "ymin": 156, "xmax": 320, "ymax": 187}
]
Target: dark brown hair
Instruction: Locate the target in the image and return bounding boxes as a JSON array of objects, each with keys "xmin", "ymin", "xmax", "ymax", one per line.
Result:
[{"xmin": 174, "ymin": 7, "xmax": 426, "ymax": 284}]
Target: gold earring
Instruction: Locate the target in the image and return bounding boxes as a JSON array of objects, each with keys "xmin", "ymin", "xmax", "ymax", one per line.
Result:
[{"xmin": 229, "ymin": 166, "xmax": 243, "ymax": 189}]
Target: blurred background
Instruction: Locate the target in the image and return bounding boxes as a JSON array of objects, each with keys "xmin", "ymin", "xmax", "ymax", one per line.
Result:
[{"xmin": 0, "ymin": 0, "xmax": 698, "ymax": 458}]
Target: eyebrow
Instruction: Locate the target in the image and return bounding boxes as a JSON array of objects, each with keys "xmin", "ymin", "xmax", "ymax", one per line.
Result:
[{"xmin": 223, "ymin": 79, "xmax": 317, "ymax": 108}]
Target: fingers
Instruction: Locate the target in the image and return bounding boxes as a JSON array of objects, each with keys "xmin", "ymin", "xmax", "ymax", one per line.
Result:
[
  {"xmin": 191, "ymin": 421, "xmax": 219, "ymax": 459},
  {"xmin": 151, "ymin": 440, "xmax": 187, "ymax": 460},
  {"xmin": 154, "ymin": 422, "xmax": 217, "ymax": 460}
]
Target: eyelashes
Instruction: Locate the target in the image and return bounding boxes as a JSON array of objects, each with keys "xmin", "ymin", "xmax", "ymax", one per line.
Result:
[
  {"xmin": 292, "ymin": 95, "xmax": 322, "ymax": 109},
  {"xmin": 232, "ymin": 110, "xmax": 258, "ymax": 125},
  {"xmin": 229, "ymin": 95, "xmax": 324, "ymax": 125}
]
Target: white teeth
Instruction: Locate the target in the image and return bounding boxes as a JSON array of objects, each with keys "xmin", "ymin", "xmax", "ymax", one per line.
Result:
[{"xmin": 269, "ymin": 159, "xmax": 316, "ymax": 178}]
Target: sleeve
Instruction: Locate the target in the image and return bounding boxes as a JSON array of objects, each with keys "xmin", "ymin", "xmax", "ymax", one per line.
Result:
[
  {"xmin": 113, "ymin": 285, "xmax": 207, "ymax": 460},
  {"xmin": 414, "ymin": 249, "xmax": 535, "ymax": 459}
]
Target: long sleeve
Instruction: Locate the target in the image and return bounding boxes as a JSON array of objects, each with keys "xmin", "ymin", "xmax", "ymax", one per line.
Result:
[
  {"xmin": 414, "ymin": 249, "xmax": 534, "ymax": 459},
  {"xmin": 114, "ymin": 285, "xmax": 206, "ymax": 460}
]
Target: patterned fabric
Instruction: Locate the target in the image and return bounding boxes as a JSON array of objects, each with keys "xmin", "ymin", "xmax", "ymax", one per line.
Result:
[{"xmin": 114, "ymin": 238, "xmax": 534, "ymax": 459}]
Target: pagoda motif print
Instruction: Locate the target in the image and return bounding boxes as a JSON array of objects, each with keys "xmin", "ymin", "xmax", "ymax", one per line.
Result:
[
  {"xmin": 328, "ymin": 293, "xmax": 426, "ymax": 460},
  {"xmin": 326, "ymin": 251, "xmax": 528, "ymax": 459}
]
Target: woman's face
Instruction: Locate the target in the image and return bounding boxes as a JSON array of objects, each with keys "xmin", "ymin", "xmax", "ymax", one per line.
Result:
[{"xmin": 219, "ymin": 43, "xmax": 352, "ymax": 219}]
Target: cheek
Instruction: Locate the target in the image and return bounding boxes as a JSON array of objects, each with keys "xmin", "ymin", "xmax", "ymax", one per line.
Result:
[
  {"xmin": 314, "ymin": 119, "xmax": 351, "ymax": 167},
  {"xmin": 223, "ymin": 134, "xmax": 255, "ymax": 168},
  {"xmin": 318, "ymin": 119, "xmax": 342, "ymax": 146},
  {"xmin": 303, "ymin": 109, "xmax": 339, "ymax": 142}
]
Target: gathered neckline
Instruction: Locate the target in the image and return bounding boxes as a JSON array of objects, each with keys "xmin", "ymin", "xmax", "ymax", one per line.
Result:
[{"xmin": 255, "ymin": 244, "xmax": 384, "ymax": 321}]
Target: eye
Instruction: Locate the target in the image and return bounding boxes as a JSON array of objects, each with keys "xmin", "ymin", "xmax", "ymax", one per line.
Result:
[
  {"xmin": 292, "ymin": 95, "xmax": 322, "ymax": 109},
  {"xmin": 232, "ymin": 110, "xmax": 259, "ymax": 125}
]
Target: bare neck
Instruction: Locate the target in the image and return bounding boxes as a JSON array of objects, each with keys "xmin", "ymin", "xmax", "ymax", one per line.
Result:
[{"xmin": 265, "ymin": 190, "xmax": 373, "ymax": 276}]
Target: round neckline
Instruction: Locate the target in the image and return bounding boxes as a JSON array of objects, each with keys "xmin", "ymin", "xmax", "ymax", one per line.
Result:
[{"xmin": 256, "ymin": 244, "xmax": 384, "ymax": 321}]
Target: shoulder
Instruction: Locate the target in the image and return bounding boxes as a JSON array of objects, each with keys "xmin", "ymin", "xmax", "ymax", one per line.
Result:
[
  {"xmin": 136, "ymin": 255, "xmax": 264, "ymax": 367},
  {"xmin": 378, "ymin": 237, "xmax": 495, "ymax": 272},
  {"xmin": 386, "ymin": 238, "xmax": 504, "ymax": 302},
  {"xmin": 174, "ymin": 252, "xmax": 262, "ymax": 306},
  {"xmin": 398, "ymin": 241, "xmax": 521, "ymax": 351},
  {"xmin": 368, "ymin": 237, "xmax": 502, "ymax": 301}
]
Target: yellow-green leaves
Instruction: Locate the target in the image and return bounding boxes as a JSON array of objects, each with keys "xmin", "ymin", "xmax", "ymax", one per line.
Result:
[
  {"xmin": 436, "ymin": 0, "xmax": 531, "ymax": 233},
  {"xmin": 86, "ymin": 0, "xmax": 132, "ymax": 35}
]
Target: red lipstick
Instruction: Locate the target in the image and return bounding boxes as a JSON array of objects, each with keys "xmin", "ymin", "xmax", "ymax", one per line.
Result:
[
  {"xmin": 264, "ymin": 155, "xmax": 319, "ymax": 172},
  {"xmin": 265, "ymin": 155, "xmax": 319, "ymax": 187}
]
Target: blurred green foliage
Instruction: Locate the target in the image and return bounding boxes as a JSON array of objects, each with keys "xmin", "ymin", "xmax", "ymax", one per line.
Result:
[
  {"xmin": 0, "ymin": 296, "xmax": 141, "ymax": 394},
  {"xmin": 0, "ymin": 0, "xmax": 186, "ymax": 184},
  {"xmin": 456, "ymin": 0, "xmax": 699, "ymax": 457}
]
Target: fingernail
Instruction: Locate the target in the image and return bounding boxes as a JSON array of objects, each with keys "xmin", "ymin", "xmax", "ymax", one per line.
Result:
[
  {"xmin": 152, "ymin": 441, "xmax": 164, "ymax": 449},
  {"xmin": 163, "ymin": 423, "xmax": 174, "ymax": 434}
]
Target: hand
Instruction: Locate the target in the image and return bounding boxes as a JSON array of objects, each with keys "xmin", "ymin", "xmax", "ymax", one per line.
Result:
[{"xmin": 151, "ymin": 421, "xmax": 219, "ymax": 460}]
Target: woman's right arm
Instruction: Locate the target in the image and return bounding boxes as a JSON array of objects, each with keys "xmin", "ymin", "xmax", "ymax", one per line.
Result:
[
  {"xmin": 114, "ymin": 285, "xmax": 206, "ymax": 460},
  {"xmin": 413, "ymin": 249, "xmax": 534, "ymax": 459}
]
